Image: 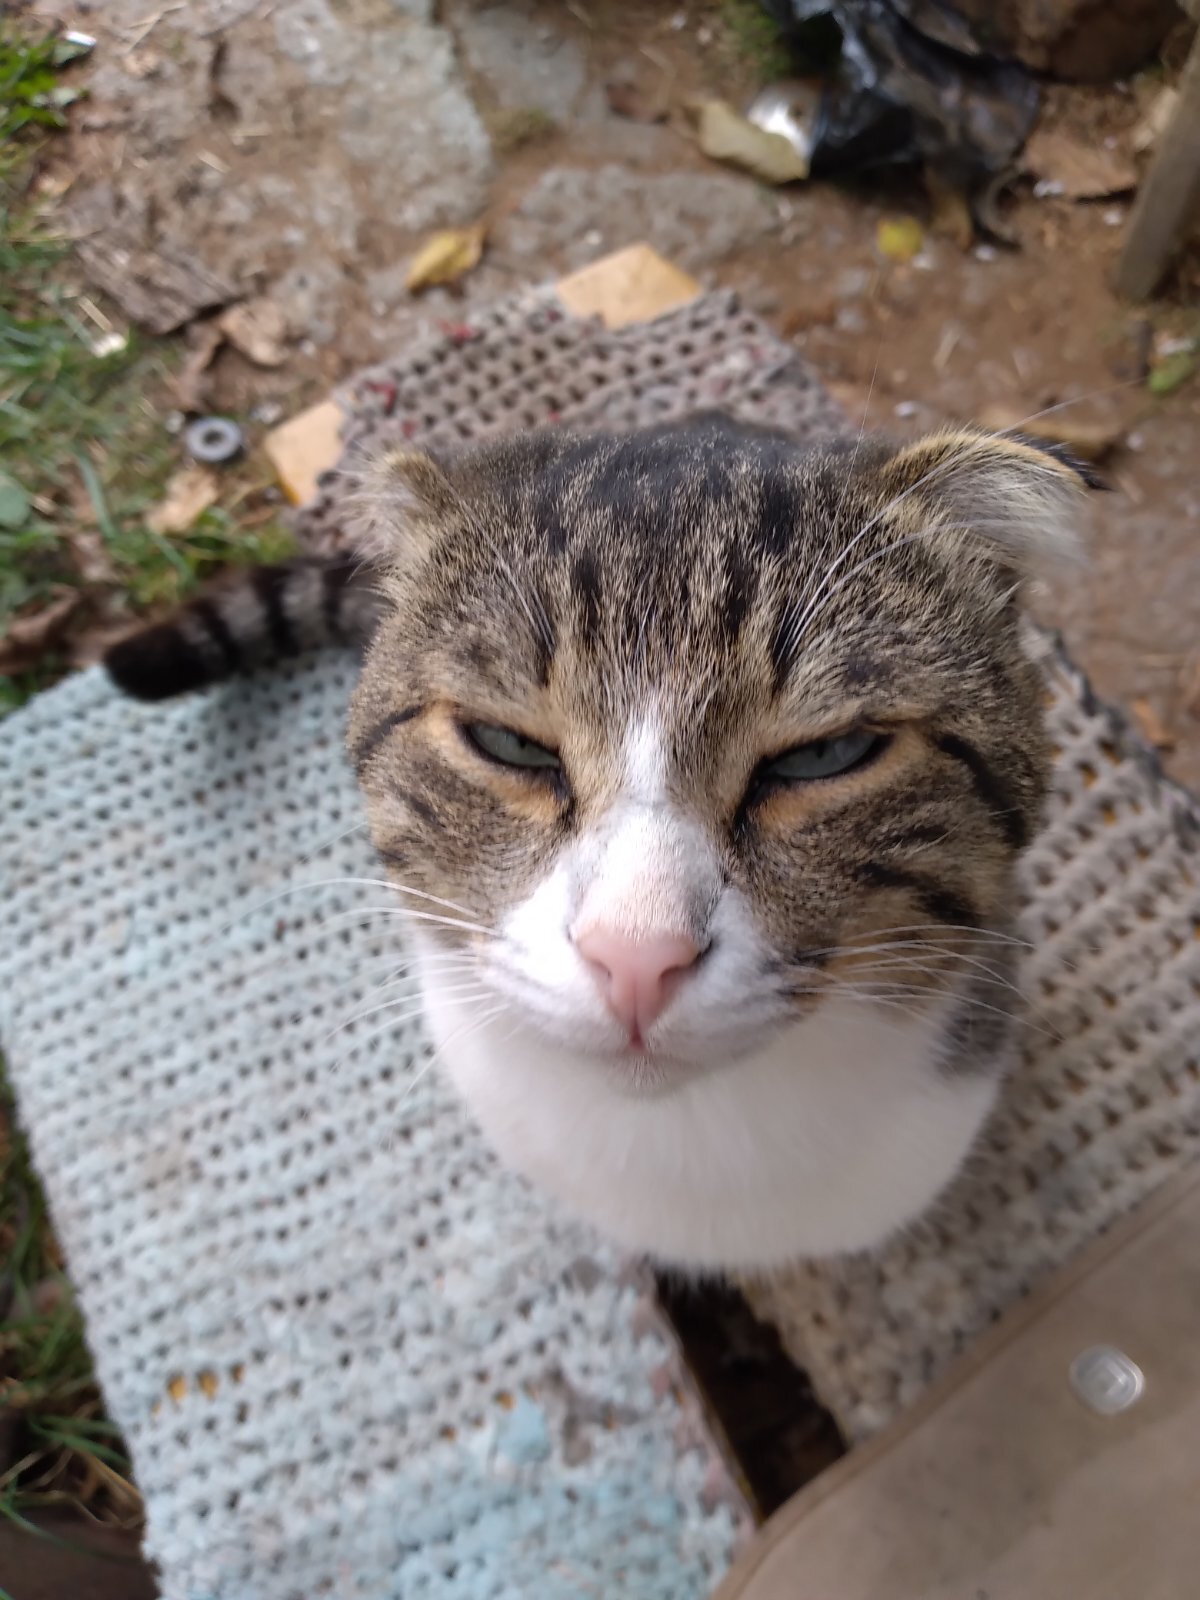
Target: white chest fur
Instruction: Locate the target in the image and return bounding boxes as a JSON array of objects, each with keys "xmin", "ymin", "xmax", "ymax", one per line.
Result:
[{"xmin": 420, "ymin": 964, "xmax": 999, "ymax": 1272}]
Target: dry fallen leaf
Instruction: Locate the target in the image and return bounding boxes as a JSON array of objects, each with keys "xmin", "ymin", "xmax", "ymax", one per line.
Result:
[
  {"xmin": 147, "ymin": 465, "xmax": 220, "ymax": 536},
  {"xmin": 0, "ymin": 589, "xmax": 83, "ymax": 674},
  {"xmin": 693, "ymin": 98, "xmax": 809, "ymax": 185},
  {"xmin": 1023, "ymin": 127, "xmax": 1137, "ymax": 200},
  {"xmin": 217, "ymin": 297, "xmax": 289, "ymax": 367},
  {"xmin": 406, "ymin": 223, "xmax": 487, "ymax": 294},
  {"xmin": 780, "ymin": 296, "xmax": 837, "ymax": 335},
  {"xmin": 69, "ymin": 526, "xmax": 118, "ymax": 586},
  {"xmin": 927, "ymin": 178, "xmax": 974, "ymax": 250},
  {"xmin": 976, "ymin": 400, "xmax": 1125, "ymax": 464},
  {"xmin": 1131, "ymin": 696, "xmax": 1174, "ymax": 752},
  {"xmin": 173, "ymin": 321, "xmax": 225, "ymax": 411}
]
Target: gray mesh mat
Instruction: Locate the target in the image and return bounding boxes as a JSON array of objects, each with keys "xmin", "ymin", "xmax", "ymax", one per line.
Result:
[
  {"xmin": 3, "ymin": 287, "xmax": 1198, "ymax": 1600},
  {"xmin": 0, "ymin": 655, "xmax": 747, "ymax": 1599}
]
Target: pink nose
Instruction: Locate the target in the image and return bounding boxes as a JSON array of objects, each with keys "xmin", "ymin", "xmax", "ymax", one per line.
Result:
[{"xmin": 575, "ymin": 926, "xmax": 702, "ymax": 1042}]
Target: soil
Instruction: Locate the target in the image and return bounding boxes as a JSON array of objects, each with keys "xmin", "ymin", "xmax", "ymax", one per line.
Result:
[
  {"xmin": 8, "ymin": 0, "xmax": 1200, "ymax": 1563},
  {"xmin": 21, "ymin": 0, "xmax": 1199, "ymax": 784}
]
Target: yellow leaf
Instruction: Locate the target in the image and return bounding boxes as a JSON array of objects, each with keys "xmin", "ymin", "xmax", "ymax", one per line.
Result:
[
  {"xmin": 876, "ymin": 216, "xmax": 924, "ymax": 263},
  {"xmin": 406, "ymin": 223, "xmax": 487, "ymax": 293}
]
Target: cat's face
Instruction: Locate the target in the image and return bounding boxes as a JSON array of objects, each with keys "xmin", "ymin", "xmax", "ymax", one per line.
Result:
[{"xmin": 348, "ymin": 418, "xmax": 1087, "ymax": 1268}]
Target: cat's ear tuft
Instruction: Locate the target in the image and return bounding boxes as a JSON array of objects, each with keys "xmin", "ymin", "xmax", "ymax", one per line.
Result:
[
  {"xmin": 346, "ymin": 447, "xmax": 462, "ymax": 567},
  {"xmin": 879, "ymin": 427, "xmax": 1101, "ymax": 574}
]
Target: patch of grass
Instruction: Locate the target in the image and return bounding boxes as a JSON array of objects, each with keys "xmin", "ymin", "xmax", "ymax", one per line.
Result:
[
  {"xmin": 0, "ymin": 19, "xmax": 295, "ymax": 714},
  {"xmin": 0, "ymin": 27, "xmax": 89, "ymax": 146},
  {"xmin": 1, "ymin": 1059, "xmax": 141, "ymax": 1533},
  {"xmin": 718, "ymin": 0, "xmax": 794, "ymax": 81}
]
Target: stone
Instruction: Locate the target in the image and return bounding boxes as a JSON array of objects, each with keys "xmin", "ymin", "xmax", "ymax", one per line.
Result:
[
  {"xmin": 454, "ymin": 2, "xmax": 587, "ymax": 121},
  {"xmin": 339, "ymin": 26, "xmax": 493, "ymax": 231},
  {"xmin": 498, "ymin": 166, "xmax": 777, "ymax": 274},
  {"xmin": 57, "ymin": 0, "xmax": 492, "ymax": 338}
]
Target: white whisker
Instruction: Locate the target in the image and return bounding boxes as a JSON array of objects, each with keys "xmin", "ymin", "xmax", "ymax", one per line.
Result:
[
  {"xmin": 323, "ymin": 906, "xmax": 495, "ymax": 939},
  {"xmin": 322, "ymin": 978, "xmax": 491, "ymax": 1044},
  {"xmin": 296, "ymin": 820, "xmax": 368, "ymax": 868}
]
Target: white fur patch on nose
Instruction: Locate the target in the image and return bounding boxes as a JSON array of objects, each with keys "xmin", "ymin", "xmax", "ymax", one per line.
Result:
[
  {"xmin": 573, "ymin": 803, "xmax": 714, "ymax": 941},
  {"xmin": 623, "ymin": 714, "xmax": 669, "ymax": 805},
  {"xmin": 573, "ymin": 715, "xmax": 720, "ymax": 942}
]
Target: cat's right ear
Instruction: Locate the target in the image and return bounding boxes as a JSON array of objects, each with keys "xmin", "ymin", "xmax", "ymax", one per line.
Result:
[{"xmin": 346, "ymin": 448, "xmax": 463, "ymax": 568}]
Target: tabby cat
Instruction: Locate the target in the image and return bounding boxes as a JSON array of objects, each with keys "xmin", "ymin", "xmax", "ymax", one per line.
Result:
[{"xmin": 106, "ymin": 416, "xmax": 1095, "ymax": 1270}]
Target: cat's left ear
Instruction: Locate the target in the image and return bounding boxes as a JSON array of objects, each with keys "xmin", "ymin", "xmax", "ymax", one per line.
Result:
[
  {"xmin": 346, "ymin": 447, "xmax": 464, "ymax": 568},
  {"xmin": 877, "ymin": 427, "xmax": 1106, "ymax": 573}
]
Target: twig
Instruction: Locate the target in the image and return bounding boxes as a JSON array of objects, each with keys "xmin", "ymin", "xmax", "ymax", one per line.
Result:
[{"xmin": 121, "ymin": 4, "xmax": 185, "ymax": 55}]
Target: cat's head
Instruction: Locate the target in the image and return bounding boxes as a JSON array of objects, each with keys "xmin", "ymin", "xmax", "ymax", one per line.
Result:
[{"xmin": 348, "ymin": 416, "xmax": 1091, "ymax": 1268}]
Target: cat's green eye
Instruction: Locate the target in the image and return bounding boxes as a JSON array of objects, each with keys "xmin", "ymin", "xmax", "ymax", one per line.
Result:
[
  {"xmin": 763, "ymin": 728, "xmax": 884, "ymax": 783},
  {"xmin": 464, "ymin": 721, "xmax": 562, "ymax": 772}
]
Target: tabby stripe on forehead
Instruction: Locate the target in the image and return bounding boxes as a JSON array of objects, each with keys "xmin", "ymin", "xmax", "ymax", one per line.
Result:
[
  {"xmin": 720, "ymin": 546, "xmax": 758, "ymax": 643},
  {"xmin": 854, "ymin": 861, "xmax": 978, "ymax": 931},
  {"xmin": 192, "ymin": 599, "xmax": 241, "ymax": 674},
  {"xmin": 572, "ymin": 549, "xmax": 602, "ymax": 649},
  {"xmin": 252, "ymin": 566, "xmax": 299, "ymax": 657},
  {"xmin": 351, "ymin": 705, "xmax": 421, "ymax": 768},
  {"xmin": 767, "ymin": 602, "xmax": 795, "ymax": 697},
  {"xmin": 934, "ymin": 733, "xmax": 1028, "ymax": 849},
  {"xmin": 532, "ymin": 585, "xmax": 555, "ymax": 686}
]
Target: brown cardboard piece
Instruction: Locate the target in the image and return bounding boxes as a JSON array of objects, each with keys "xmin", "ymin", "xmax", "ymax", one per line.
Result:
[{"xmin": 717, "ymin": 1167, "xmax": 1200, "ymax": 1600}]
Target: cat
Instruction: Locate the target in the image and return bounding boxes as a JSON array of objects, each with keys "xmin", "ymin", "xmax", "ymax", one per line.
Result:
[{"xmin": 106, "ymin": 415, "xmax": 1097, "ymax": 1271}]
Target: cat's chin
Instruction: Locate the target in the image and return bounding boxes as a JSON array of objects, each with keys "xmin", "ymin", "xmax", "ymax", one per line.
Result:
[
  {"xmin": 577, "ymin": 1029, "xmax": 782, "ymax": 1097},
  {"xmin": 422, "ymin": 973, "xmax": 1004, "ymax": 1270}
]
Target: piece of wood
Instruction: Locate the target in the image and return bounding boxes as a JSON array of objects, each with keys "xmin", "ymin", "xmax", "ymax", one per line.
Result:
[
  {"xmin": 263, "ymin": 245, "xmax": 702, "ymax": 505},
  {"xmin": 715, "ymin": 1165, "xmax": 1200, "ymax": 1600},
  {"xmin": 1115, "ymin": 26, "xmax": 1200, "ymax": 301},
  {"xmin": 555, "ymin": 243, "xmax": 700, "ymax": 329},
  {"xmin": 262, "ymin": 399, "xmax": 343, "ymax": 508}
]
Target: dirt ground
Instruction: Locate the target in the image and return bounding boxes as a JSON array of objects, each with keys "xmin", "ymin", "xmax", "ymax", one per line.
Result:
[
  {"xmin": 5, "ymin": 0, "xmax": 1199, "ymax": 1576},
  {"xmin": 21, "ymin": 0, "xmax": 1200, "ymax": 787},
  {"xmin": 22, "ymin": 0, "xmax": 1199, "ymax": 783}
]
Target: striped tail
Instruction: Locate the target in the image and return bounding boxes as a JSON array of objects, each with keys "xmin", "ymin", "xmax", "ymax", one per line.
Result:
[{"xmin": 104, "ymin": 557, "xmax": 386, "ymax": 702}]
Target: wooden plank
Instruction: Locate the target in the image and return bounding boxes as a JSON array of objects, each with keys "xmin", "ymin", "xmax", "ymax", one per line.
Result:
[
  {"xmin": 715, "ymin": 1166, "xmax": 1200, "ymax": 1600},
  {"xmin": 263, "ymin": 245, "xmax": 701, "ymax": 506},
  {"xmin": 1115, "ymin": 27, "xmax": 1200, "ymax": 301}
]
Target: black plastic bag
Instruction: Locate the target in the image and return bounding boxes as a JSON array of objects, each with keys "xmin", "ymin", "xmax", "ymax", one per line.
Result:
[{"xmin": 764, "ymin": 0, "xmax": 1039, "ymax": 189}]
